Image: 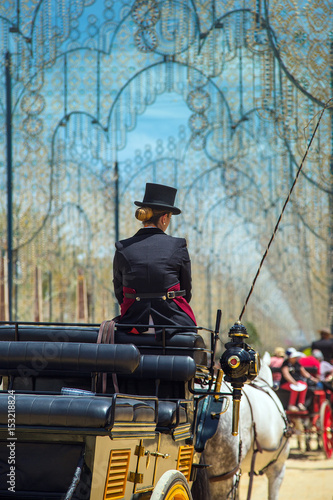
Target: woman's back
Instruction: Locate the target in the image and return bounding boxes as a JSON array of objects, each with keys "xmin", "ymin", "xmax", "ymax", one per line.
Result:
[
  {"xmin": 114, "ymin": 228, "xmax": 190, "ymax": 296},
  {"xmin": 113, "ymin": 183, "xmax": 196, "ymax": 334}
]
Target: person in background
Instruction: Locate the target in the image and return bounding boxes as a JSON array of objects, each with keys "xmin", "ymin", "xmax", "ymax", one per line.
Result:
[
  {"xmin": 298, "ymin": 350, "xmax": 321, "ymax": 379},
  {"xmin": 280, "ymin": 348, "xmax": 319, "ymax": 411},
  {"xmin": 311, "ymin": 327, "xmax": 333, "ymax": 363},
  {"xmin": 269, "ymin": 347, "xmax": 285, "ymax": 388},
  {"xmin": 113, "ymin": 182, "xmax": 196, "ymax": 335},
  {"xmin": 312, "ymin": 349, "xmax": 333, "ymax": 389}
]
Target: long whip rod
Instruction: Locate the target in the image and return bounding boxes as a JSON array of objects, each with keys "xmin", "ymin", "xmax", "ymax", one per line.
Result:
[{"xmin": 239, "ymin": 98, "xmax": 333, "ymax": 322}]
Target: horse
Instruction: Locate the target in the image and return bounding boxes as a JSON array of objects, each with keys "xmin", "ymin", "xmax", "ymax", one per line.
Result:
[{"xmin": 192, "ymin": 352, "xmax": 290, "ymax": 500}]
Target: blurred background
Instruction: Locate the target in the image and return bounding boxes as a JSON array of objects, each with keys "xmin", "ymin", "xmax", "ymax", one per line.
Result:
[{"xmin": 0, "ymin": 0, "xmax": 332, "ymax": 352}]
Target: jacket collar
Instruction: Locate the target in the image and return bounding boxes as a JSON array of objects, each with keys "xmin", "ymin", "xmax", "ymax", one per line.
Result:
[{"xmin": 135, "ymin": 227, "xmax": 165, "ymax": 236}]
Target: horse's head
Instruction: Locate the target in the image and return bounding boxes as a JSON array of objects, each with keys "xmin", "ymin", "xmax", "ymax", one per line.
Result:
[{"xmin": 256, "ymin": 351, "xmax": 273, "ymax": 387}]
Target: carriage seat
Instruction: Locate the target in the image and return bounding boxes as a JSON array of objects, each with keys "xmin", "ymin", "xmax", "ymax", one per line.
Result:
[
  {"xmin": 127, "ymin": 354, "xmax": 196, "ymax": 381},
  {"xmin": 0, "ymin": 341, "xmax": 140, "ymax": 392},
  {"xmin": 0, "ymin": 341, "xmax": 140, "ymax": 375},
  {"xmin": 157, "ymin": 401, "xmax": 187, "ymax": 429},
  {"xmin": 0, "ymin": 391, "xmax": 187, "ymax": 436},
  {"xmin": 0, "ymin": 393, "xmax": 156, "ymax": 433},
  {"xmin": 276, "ymin": 385, "xmax": 326, "ymax": 414},
  {"xmin": 0, "ymin": 324, "xmax": 208, "ymax": 365},
  {"xmin": 0, "ymin": 324, "xmax": 99, "ymax": 343},
  {"xmin": 114, "ymin": 330, "xmax": 207, "ymax": 365},
  {"xmin": 116, "ymin": 354, "xmax": 196, "ymax": 399}
]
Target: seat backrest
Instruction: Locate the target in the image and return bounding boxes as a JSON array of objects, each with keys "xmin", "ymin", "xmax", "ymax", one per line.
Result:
[
  {"xmin": 0, "ymin": 324, "xmax": 99, "ymax": 343},
  {"xmin": 114, "ymin": 330, "xmax": 207, "ymax": 365},
  {"xmin": 0, "ymin": 324, "xmax": 207, "ymax": 365},
  {"xmin": 0, "ymin": 341, "xmax": 140, "ymax": 393},
  {"xmin": 0, "ymin": 323, "xmax": 207, "ymax": 396},
  {"xmin": 116, "ymin": 354, "xmax": 196, "ymax": 398},
  {"xmin": 125, "ymin": 354, "xmax": 196, "ymax": 381}
]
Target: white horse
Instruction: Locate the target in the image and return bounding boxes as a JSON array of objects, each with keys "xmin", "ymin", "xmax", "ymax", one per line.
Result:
[{"xmin": 192, "ymin": 352, "xmax": 290, "ymax": 500}]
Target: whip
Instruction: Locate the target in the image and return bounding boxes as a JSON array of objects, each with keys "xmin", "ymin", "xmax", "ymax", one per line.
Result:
[{"xmin": 238, "ymin": 98, "xmax": 333, "ymax": 321}]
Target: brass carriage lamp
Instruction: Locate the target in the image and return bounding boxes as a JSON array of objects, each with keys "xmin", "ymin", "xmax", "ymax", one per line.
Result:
[{"xmin": 219, "ymin": 321, "xmax": 260, "ymax": 435}]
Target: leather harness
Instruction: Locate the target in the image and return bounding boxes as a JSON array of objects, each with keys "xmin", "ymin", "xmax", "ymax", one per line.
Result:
[{"xmin": 209, "ymin": 464, "xmax": 240, "ymax": 483}]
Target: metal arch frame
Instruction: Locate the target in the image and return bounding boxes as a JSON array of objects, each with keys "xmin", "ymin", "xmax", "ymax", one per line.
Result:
[
  {"xmin": 120, "ymin": 156, "xmax": 185, "ymax": 196},
  {"xmin": 196, "ymin": 4, "xmax": 327, "ymax": 109},
  {"xmin": 114, "ymin": 0, "xmax": 202, "ymax": 58},
  {"xmin": 104, "ymin": 59, "xmax": 234, "ymax": 136},
  {"xmin": 7, "ymin": 109, "xmax": 109, "ymax": 254},
  {"xmin": 202, "ymin": 104, "xmax": 333, "ymax": 229},
  {"xmin": 181, "ymin": 108, "xmax": 275, "ymax": 210},
  {"xmin": 2, "ymin": 3, "xmax": 330, "ymax": 142},
  {"xmin": 262, "ymin": 0, "xmax": 326, "ymax": 108},
  {"xmin": 197, "ymin": 7, "xmax": 254, "ymax": 54},
  {"xmin": 4, "ymin": 3, "xmax": 325, "ymax": 202},
  {"xmin": 0, "ymin": 1, "xmax": 330, "ymax": 336},
  {"xmin": 181, "ymin": 161, "xmax": 324, "ymax": 334}
]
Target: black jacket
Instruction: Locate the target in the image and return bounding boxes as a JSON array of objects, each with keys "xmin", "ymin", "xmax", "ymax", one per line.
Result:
[
  {"xmin": 311, "ymin": 338, "xmax": 333, "ymax": 363},
  {"xmin": 113, "ymin": 227, "xmax": 196, "ymax": 333}
]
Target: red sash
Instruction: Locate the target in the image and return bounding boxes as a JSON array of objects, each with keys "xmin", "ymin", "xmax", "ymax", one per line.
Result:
[
  {"xmin": 121, "ymin": 287, "xmax": 136, "ymax": 317},
  {"xmin": 168, "ymin": 283, "xmax": 197, "ymax": 325},
  {"xmin": 120, "ymin": 284, "xmax": 197, "ymax": 327}
]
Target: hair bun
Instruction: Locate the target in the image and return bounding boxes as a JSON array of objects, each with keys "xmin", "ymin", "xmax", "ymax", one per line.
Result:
[{"xmin": 135, "ymin": 207, "xmax": 154, "ymax": 221}]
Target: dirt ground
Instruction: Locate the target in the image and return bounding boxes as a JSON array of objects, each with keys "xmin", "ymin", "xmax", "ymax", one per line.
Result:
[{"xmin": 238, "ymin": 437, "xmax": 333, "ymax": 500}]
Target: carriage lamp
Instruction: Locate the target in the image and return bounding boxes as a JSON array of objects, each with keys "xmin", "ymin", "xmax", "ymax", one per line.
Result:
[{"xmin": 220, "ymin": 321, "xmax": 260, "ymax": 435}]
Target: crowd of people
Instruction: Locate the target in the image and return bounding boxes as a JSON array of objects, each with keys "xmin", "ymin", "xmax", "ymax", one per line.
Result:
[{"xmin": 269, "ymin": 327, "xmax": 333, "ymax": 412}]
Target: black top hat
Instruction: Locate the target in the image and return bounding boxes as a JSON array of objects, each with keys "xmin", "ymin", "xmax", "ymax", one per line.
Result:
[{"xmin": 134, "ymin": 183, "xmax": 181, "ymax": 214}]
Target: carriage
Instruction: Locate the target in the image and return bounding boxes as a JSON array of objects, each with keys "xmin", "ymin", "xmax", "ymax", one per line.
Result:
[
  {"xmin": 0, "ymin": 313, "xmax": 259, "ymax": 500},
  {"xmin": 276, "ymin": 378, "xmax": 333, "ymax": 459}
]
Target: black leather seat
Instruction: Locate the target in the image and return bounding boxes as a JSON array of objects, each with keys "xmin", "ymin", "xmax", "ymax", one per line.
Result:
[
  {"xmin": 0, "ymin": 341, "xmax": 140, "ymax": 393},
  {"xmin": 128, "ymin": 354, "xmax": 196, "ymax": 381},
  {"xmin": 114, "ymin": 331, "xmax": 207, "ymax": 365},
  {"xmin": 0, "ymin": 324, "xmax": 207, "ymax": 364},
  {"xmin": 0, "ymin": 324, "xmax": 99, "ymax": 343},
  {"xmin": 157, "ymin": 401, "xmax": 187, "ymax": 429},
  {"xmin": 0, "ymin": 393, "xmax": 156, "ymax": 429},
  {"xmin": 0, "ymin": 341, "xmax": 140, "ymax": 376},
  {"xmin": 116, "ymin": 354, "xmax": 196, "ymax": 397}
]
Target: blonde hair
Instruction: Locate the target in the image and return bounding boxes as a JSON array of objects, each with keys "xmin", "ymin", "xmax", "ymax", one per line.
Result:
[
  {"xmin": 135, "ymin": 207, "xmax": 170, "ymax": 225},
  {"xmin": 135, "ymin": 207, "xmax": 154, "ymax": 221},
  {"xmin": 274, "ymin": 347, "xmax": 285, "ymax": 357}
]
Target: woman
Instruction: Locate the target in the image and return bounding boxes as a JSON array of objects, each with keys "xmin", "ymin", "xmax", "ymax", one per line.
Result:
[
  {"xmin": 269, "ymin": 346, "xmax": 285, "ymax": 388},
  {"xmin": 280, "ymin": 348, "xmax": 318, "ymax": 411},
  {"xmin": 113, "ymin": 182, "xmax": 196, "ymax": 335}
]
